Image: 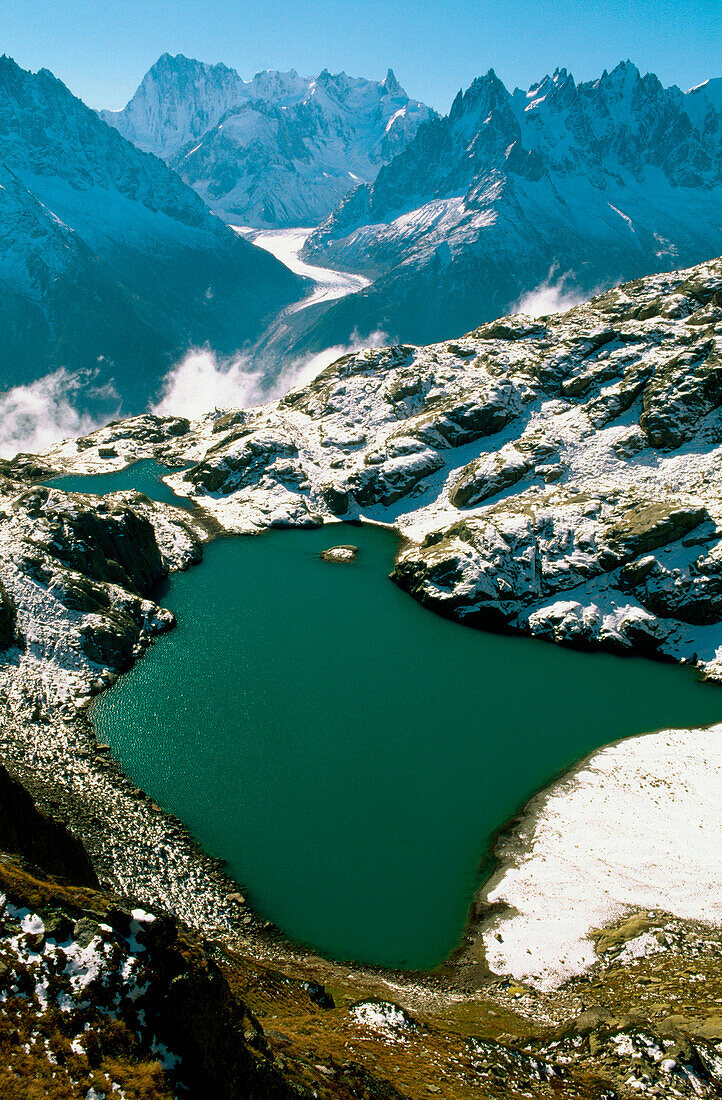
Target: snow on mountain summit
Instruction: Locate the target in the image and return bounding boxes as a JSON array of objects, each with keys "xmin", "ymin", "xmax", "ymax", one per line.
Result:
[
  {"xmin": 298, "ymin": 59, "xmax": 722, "ymax": 353},
  {"xmin": 101, "ymin": 54, "xmax": 436, "ymax": 227},
  {"xmin": 100, "ymin": 53, "xmax": 252, "ymax": 158}
]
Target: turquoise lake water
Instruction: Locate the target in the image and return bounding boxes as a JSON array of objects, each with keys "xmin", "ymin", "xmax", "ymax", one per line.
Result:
[
  {"xmin": 66, "ymin": 462, "xmax": 722, "ymax": 969},
  {"xmin": 45, "ymin": 460, "xmax": 195, "ymax": 511}
]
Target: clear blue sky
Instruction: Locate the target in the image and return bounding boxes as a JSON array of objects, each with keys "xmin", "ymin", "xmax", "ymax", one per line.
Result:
[{"xmin": 2, "ymin": 0, "xmax": 719, "ymax": 112}]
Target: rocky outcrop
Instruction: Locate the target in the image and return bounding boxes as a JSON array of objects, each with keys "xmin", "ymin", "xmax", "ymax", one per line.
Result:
[
  {"xmin": 0, "ymin": 764, "xmax": 97, "ymax": 886},
  {"xmin": 16, "ymin": 485, "xmax": 164, "ymax": 595},
  {"xmin": 0, "ymin": 856, "xmax": 305, "ymax": 1098},
  {"xmin": 321, "ymin": 544, "xmax": 358, "ymax": 562},
  {"xmin": 449, "ymin": 435, "xmax": 557, "ymax": 507},
  {"xmin": 0, "ymin": 472, "xmax": 205, "ymax": 690},
  {"xmin": 391, "ymin": 492, "xmax": 712, "ymax": 651},
  {"xmin": 0, "ymin": 579, "xmax": 15, "ymax": 650}
]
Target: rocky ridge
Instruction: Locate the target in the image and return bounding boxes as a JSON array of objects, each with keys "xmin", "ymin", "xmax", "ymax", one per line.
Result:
[{"xmin": 40, "ymin": 257, "xmax": 722, "ymax": 680}]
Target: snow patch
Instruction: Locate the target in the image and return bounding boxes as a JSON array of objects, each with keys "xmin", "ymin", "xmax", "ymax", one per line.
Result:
[
  {"xmin": 351, "ymin": 1001, "xmax": 414, "ymax": 1039},
  {"xmin": 481, "ymin": 723, "xmax": 722, "ymax": 990}
]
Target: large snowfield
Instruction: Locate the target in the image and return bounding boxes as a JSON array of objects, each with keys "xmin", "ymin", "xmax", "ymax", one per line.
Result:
[{"xmin": 235, "ymin": 225, "xmax": 370, "ymax": 311}]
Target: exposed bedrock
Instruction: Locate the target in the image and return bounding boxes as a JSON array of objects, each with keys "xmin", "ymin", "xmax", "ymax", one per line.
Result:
[
  {"xmin": 15, "ymin": 485, "xmax": 165, "ymax": 594},
  {"xmin": 0, "ymin": 578, "xmax": 16, "ymax": 650},
  {"xmin": 391, "ymin": 492, "xmax": 713, "ymax": 651},
  {"xmin": 0, "ymin": 475, "xmax": 205, "ymax": 685},
  {"xmin": 0, "ymin": 850, "xmax": 307, "ymax": 1098},
  {"xmin": 0, "ymin": 763, "xmax": 97, "ymax": 886},
  {"xmin": 35, "ymin": 255, "xmax": 722, "ymax": 677}
]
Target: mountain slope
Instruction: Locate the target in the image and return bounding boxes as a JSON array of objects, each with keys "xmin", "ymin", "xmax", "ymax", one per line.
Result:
[
  {"xmin": 100, "ymin": 52, "xmax": 249, "ymax": 158},
  {"xmin": 101, "ymin": 53, "xmax": 435, "ymax": 227},
  {"xmin": 299, "ymin": 62, "xmax": 722, "ymax": 352},
  {"xmin": 39, "ymin": 253, "xmax": 722, "ymax": 682},
  {"xmin": 0, "ymin": 55, "xmax": 305, "ymax": 410}
]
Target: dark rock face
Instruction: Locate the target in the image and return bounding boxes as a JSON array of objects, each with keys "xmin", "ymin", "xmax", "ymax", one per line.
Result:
[
  {"xmin": 53, "ymin": 506, "xmax": 163, "ymax": 595},
  {"xmin": 320, "ymin": 484, "xmax": 350, "ymax": 515},
  {"xmin": 150, "ymin": 947, "xmax": 294, "ymax": 1099},
  {"xmin": 0, "ymin": 579, "xmax": 16, "ymax": 649},
  {"xmin": 19, "ymin": 488, "xmax": 164, "ymax": 596},
  {"xmin": 0, "ymin": 478, "xmax": 198, "ymax": 678},
  {"xmin": 619, "ymin": 551, "xmax": 722, "ymax": 625},
  {"xmin": 0, "ymin": 856, "xmax": 306, "ymax": 1098},
  {"xmin": 640, "ymin": 340, "xmax": 722, "ymax": 449},
  {"xmin": 187, "ymin": 436, "xmax": 302, "ymax": 495},
  {"xmin": 0, "ymin": 765, "xmax": 97, "ymax": 886},
  {"xmin": 347, "ymin": 446, "xmax": 444, "ymax": 507},
  {"xmin": 449, "ymin": 436, "xmax": 556, "ymax": 508},
  {"xmin": 78, "ymin": 606, "xmax": 151, "ymax": 671}
]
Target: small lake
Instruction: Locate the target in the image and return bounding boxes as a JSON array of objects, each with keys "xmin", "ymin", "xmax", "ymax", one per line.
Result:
[
  {"xmin": 66, "ymin": 462, "xmax": 722, "ymax": 969},
  {"xmin": 45, "ymin": 460, "xmax": 195, "ymax": 512}
]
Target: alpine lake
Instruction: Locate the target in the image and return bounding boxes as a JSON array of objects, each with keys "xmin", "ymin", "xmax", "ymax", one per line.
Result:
[{"xmin": 46, "ymin": 461, "xmax": 722, "ymax": 969}]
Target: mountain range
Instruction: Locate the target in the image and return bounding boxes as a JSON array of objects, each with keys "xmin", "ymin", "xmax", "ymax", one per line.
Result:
[
  {"xmin": 2, "ymin": 53, "xmax": 722, "ymax": 435},
  {"xmin": 101, "ymin": 53, "xmax": 435, "ymax": 227},
  {"xmin": 296, "ymin": 62, "xmax": 722, "ymax": 352},
  {"xmin": 0, "ymin": 55, "xmax": 305, "ymax": 412}
]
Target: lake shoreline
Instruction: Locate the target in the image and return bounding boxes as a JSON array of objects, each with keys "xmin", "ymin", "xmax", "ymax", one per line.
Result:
[
  {"xmin": 2, "ymin": 447, "xmax": 722, "ymax": 1097},
  {"xmin": 6, "ymin": 457, "xmax": 722, "ymax": 1007}
]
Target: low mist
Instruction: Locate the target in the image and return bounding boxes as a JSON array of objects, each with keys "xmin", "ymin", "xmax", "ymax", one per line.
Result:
[
  {"xmin": 0, "ymin": 370, "xmax": 116, "ymax": 460},
  {"xmin": 514, "ymin": 268, "xmax": 589, "ymax": 317},
  {"xmin": 0, "ymin": 332, "xmax": 388, "ymax": 458},
  {"xmin": 150, "ymin": 331, "xmax": 388, "ymax": 418}
]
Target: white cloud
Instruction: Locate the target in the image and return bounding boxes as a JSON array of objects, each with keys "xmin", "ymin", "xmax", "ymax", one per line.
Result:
[
  {"xmin": 0, "ymin": 331, "xmax": 390, "ymax": 459},
  {"xmin": 514, "ymin": 268, "xmax": 588, "ymax": 318},
  {"xmin": 0, "ymin": 370, "xmax": 114, "ymax": 459},
  {"xmin": 151, "ymin": 330, "xmax": 388, "ymax": 419}
]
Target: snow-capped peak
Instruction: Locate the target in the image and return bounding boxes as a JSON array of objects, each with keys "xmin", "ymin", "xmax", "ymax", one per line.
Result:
[{"xmin": 101, "ymin": 54, "xmax": 436, "ymax": 227}]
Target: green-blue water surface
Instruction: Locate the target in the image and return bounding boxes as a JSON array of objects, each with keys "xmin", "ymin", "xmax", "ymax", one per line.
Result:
[
  {"xmin": 75, "ymin": 465, "xmax": 722, "ymax": 969},
  {"xmin": 45, "ymin": 460, "xmax": 194, "ymax": 511}
]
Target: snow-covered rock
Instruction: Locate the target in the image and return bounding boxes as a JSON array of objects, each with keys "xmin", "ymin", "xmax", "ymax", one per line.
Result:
[
  {"xmin": 301, "ymin": 62, "xmax": 722, "ymax": 353},
  {"xmin": 101, "ymin": 53, "xmax": 435, "ymax": 227},
  {"xmin": 35, "ymin": 255, "xmax": 722, "ymax": 681},
  {"xmin": 0, "ymin": 439, "xmax": 206, "ymax": 703}
]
